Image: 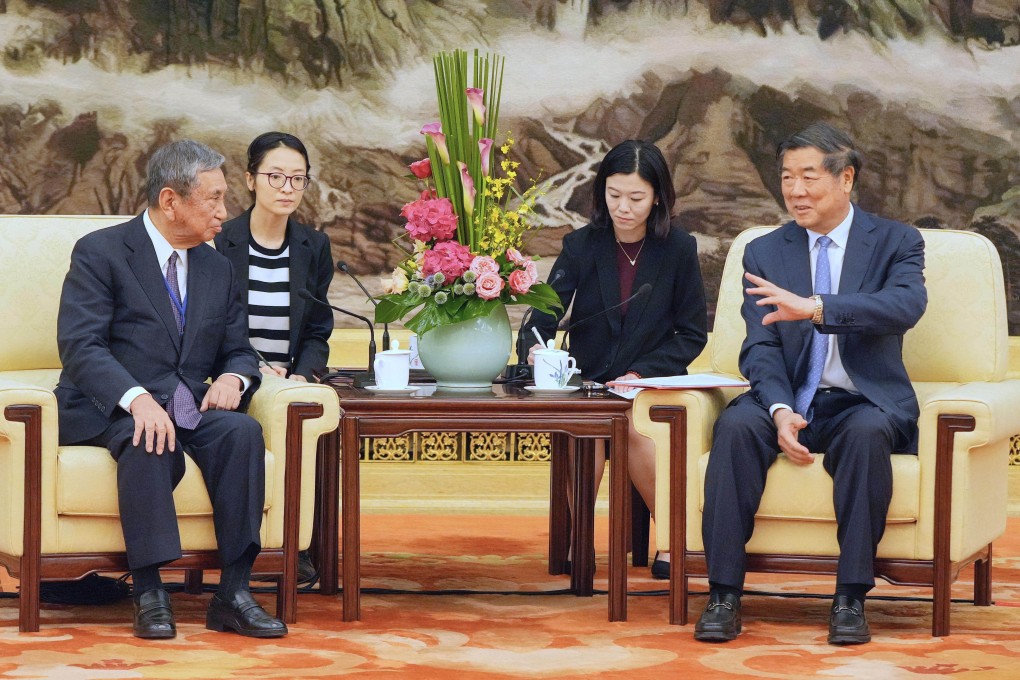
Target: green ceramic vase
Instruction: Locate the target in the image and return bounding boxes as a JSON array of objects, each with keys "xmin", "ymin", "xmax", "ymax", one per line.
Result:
[{"xmin": 416, "ymin": 304, "xmax": 512, "ymax": 388}]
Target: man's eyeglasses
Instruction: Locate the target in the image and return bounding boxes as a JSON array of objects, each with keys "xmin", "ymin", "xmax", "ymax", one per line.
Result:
[{"xmin": 256, "ymin": 172, "xmax": 312, "ymax": 191}]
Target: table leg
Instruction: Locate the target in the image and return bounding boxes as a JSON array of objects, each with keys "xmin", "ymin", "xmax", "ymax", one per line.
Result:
[
  {"xmin": 548, "ymin": 433, "xmax": 570, "ymax": 575},
  {"xmin": 609, "ymin": 415, "xmax": 629, "ymax": 621},
  {"xmin": 316, "ymin": 428, "xmax": 340, "ymax": 596},
  {"xmin": 571, "ymin": 438, "xmax": 596, "ymax": 596},
  {"xmin": 341, "ymin": 416, "xmax": 361, "ymax": 621}
]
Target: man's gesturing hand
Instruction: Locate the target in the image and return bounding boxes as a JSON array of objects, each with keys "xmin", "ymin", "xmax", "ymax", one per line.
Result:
[
  {"xmin": 745, "ymin": 272, "xmax": 815, "ymax": 325},
  {"xmin": 200, "ymin": 374, "xmax": 244, "ymax": 412},
  {"xmin": 130, "ymin": 393, "xmax": 176, "ymax": 455}
]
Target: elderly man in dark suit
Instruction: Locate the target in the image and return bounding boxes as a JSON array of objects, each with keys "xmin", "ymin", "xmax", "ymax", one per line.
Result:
[
  {"xmin": 695, "ymin": 123, "xmax": 927, "ymax": 645},
  {"xmin": 55, "ymin": 140, "xmax": 286, "ymax": 639}
]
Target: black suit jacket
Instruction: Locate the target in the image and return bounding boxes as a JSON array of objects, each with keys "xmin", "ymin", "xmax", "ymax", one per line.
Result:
[
  {"xmin": 214, "ymin": 208, "xmax": 334, "ymax": 380},
  {"xmin": 739, "ymin": 206, "xmax": 927, "ymax": 447},
  {"xmin": 526, "ymin": 223, "xmax": 708, "ymax": 383},
  {"xmin": 56, "ymin": 214, "xmax": 260, "ymax": 444}
]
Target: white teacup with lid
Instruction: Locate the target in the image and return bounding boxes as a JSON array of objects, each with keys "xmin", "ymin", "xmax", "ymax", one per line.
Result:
[
  {"xmin": 533, "ymin": 339, "xmax": 580, "ymax": 389},
  {"xmin": 373, "ymin": 339, "xmax": 411, "ymax": 389}
]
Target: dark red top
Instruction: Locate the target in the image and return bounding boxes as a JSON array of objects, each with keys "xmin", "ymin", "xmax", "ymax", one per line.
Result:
[{"xmin": 616, "ymin": 238, "xmax": 645, "ymax": 315}]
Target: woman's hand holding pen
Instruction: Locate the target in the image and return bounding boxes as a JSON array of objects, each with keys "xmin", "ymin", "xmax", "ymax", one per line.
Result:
[
  {"xmin": 259, "ymin": 364, "xmax": 288, "ymax": 378},
  {"xmin": 253, "ymin": 346, "xmax": 288, "ymax": 378}
]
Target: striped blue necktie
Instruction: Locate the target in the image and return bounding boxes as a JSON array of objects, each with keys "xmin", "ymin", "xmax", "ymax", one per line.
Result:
[
  {"xmin": 793, "ymin": 235, "xmax": 832, "ymax": 421},
  {"xmin": 165, "ymin": 252, "xmax": 202, "ymax": 429}
]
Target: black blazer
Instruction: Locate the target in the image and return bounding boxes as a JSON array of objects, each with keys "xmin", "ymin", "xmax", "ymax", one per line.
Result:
[
  {"xmin": 738, "ymin": 206, "xmax": 927, "ymax": 447},
  {"xmin": 56, "ymin": 214, "xmax": 260, "ymax": 444},
  {"xmin": 526, "ymin": 222, "xmax": 708, "ymax": 383},
  {"xmin": 215, "ymin": 208, "xmax": 334, "ymax": 381}
]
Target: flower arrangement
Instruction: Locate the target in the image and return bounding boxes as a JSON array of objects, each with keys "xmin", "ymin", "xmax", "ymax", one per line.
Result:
[{"xmin": 375, "ymin": 49, "xmax": 561, "ymax": 337}]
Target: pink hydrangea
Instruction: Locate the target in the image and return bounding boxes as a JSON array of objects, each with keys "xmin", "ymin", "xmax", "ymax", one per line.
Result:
[
  {"xmin": 475, "ymin": 271, "xmax": 505, "ymax": 300},
  {"xmin": 421, "ymin": 240, "xmax": 474, "ymax": 281},
  {"xmin": 469, "ymin": 255, "xmax": 499, "ymax": 278},
  {"xmin": 401, "ymin": 196, "xmax": 458, "ymax": 242}
]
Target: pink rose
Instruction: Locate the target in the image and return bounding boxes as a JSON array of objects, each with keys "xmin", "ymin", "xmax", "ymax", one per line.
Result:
[
  {"xmin": 401, "ymin": 196, "xmax": 458, "ymax": 242},
  {"xmin": 475, "ymin": 271, "xmax": 505, "ymax": 300},
  {"xmin": 421, "ymin": 241, "xmax": 474, "ymax": 281},
  {"xmin": 506, "ymin": 248, "xmax": 528, "ymax": 266},
  {"xmin": 524, "ymin": 260, "xmax": 538, "ymax": 283},
  {"xmin": 409, "ymin": 158, "xmax": 432, "ymax": 179},
  {"xmin": 469, "ymin": 255, "xmax": 499, "ymax": 277},
  {"xmin": 508, "ymin": 269, "xmax": 533, "ymax": 294}
]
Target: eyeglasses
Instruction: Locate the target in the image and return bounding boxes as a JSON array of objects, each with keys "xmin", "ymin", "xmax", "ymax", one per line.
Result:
[{"xmin": 255, "ymin": 172, "xmax": 312, "ymax": 191}]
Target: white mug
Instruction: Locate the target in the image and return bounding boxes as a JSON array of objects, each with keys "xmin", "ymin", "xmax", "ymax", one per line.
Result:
[
  {"xmin": 533, "ymin": 348, "xmax": 580, "ymax": 389},
  {"xmin": 373, "ymin": 339, "xmax": 410, "ymax": 389}
]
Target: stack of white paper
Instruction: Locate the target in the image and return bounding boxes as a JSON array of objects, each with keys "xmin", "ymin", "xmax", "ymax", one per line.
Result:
[{"xmin": 607, "ymin": 373, "xmax": 749, "ymax": 400}]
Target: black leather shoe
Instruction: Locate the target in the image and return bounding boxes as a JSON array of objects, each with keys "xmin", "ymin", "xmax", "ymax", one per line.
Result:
[
  {"xmin": 694, "ymin": 591, "xmax": 741, "ymax": 642},
  {"xmin": 133, "ymin": 589, "xmax": 176, "ymax": 639},
  {"xmin": 828, "ymin": 595, "xmax": 870, "ymax": 645},
  {"xmin": 251, "ymin": 550, "xmax": 318, "ymax": 585},
  {"xmin": 296, "ymin": 550, "xmax": 318, "ymax": 585},
  {"xmin": 206, "ymin": 590, "xmax": 288, "ymax": 638},
  {"xmin": 651, "ymin": 551, "xmax": 670, "ymax": 580}
]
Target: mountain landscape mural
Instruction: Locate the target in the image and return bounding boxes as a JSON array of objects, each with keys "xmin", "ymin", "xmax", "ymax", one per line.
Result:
[{"xmin": 1, "ymin": 0, "xmax": 1018, "ymax": 326}]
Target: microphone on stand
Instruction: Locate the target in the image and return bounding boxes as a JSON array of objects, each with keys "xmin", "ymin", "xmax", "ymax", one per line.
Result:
[
  {"xmin": 297, "ymin": 288, "xmax": 377, "ymax": 383},
  {"xmin": 337, "ymin": 260, "xmax": 390, "ymax": 351},
  {"xmin": 559, "ymin": 283, "xmax": 652, "ymax": 353},
  {"xmin": 503, "ymin": 268, "xmax": 565, "ymax": 382}
]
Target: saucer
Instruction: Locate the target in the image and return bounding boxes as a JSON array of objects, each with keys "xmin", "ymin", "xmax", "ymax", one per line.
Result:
[
  {"xmin": 365, "ymin": 385, "xmax": 420, "ymax": 394},
  {"xmin": 524, "ymin": 385, "xmax": 580, "ymax": 395}
]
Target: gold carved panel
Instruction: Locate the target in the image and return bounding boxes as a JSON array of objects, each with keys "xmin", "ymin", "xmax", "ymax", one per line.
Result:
[
  {"xmin": 418, "ymin": 432, "xmax": 463, "ymax": 462},
  {"xmin": 365, "ymin": 437, "xmax": 412, "ymax": 461},
  {"xmin": 359, "ymin": 431, "xmax": 551, "ymax": 463},
  {"xmin": 516, "ymin": 433, "xmax": 552, "ymax": 462},
  {"xmin": 467, "ymin": 432, "xmax": 510, "ymax": 461}
]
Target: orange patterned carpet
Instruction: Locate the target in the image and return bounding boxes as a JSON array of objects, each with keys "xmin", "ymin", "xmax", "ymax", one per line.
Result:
[{"xmin": 2, "ymin": 515, "xmax": 1019, "ymax": 679}]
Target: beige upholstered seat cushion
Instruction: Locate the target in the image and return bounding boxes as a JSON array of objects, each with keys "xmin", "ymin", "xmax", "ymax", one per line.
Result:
[
  {"xmin": 56, "ymin": 446, "xmax": 274, "ymax": 517},
  {"xmin": 696, "ymin": 451, "xmax": 921, "ymax": 523}
]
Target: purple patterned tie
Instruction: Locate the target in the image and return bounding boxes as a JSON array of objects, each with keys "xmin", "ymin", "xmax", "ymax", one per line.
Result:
[
  {"xmin": 793, "ymin": 235, "xmax": 832, "ymax": 422},
  {"xmin": 165, "ymin": 252, "xmax": 202, "ymax": 429}
]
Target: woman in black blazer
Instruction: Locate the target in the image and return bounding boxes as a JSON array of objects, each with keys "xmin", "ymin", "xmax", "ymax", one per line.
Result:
[
  {"xmin": 215, "ymin": 131, "xmax": 334, "ymax": 382},
  {"xmin": 526, "ymin": 139, "xmax": 708, "ymax": 577},
  {"xmin": 216, "ymin": 131, "xmax": 333, "ymax": 584}
]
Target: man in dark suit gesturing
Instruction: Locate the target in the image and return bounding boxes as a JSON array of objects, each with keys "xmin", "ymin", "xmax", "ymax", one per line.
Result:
[
  {"xmin": 56, "ymin": 140, "xmax": 287, "ymax": 639},
  {"xmin": 695, "ymin": 123, "xmax": 927, "ymax": 645}
]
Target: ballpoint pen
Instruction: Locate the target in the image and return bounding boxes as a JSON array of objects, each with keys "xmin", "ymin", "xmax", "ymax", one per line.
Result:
[
  {"xmin": 531, "ymin": 326, "xmax": 545, "ymax": 348},
  {"xmin": 252, "ymin": 347, "xmax": 270, "ymax": 367}
]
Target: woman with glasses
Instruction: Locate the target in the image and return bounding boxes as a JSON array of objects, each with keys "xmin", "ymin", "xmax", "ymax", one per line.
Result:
[{"xmin": 215, "ymin": 131, "xmax": 334, "ymax": 383}]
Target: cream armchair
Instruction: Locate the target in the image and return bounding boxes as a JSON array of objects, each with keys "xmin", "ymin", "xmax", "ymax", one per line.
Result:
[
  {"xmin": 0, "ymin": 215, "xmax": 339, "ymax": 632},
  {"xmin": 633, "ymin": 226, "xmax": 1020, "ymax": 636}
]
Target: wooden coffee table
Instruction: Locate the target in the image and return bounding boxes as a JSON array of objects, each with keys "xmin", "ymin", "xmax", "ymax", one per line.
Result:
[{"xmin": 315, "ymin": 383, "xmax": 633, "ymax": 622}]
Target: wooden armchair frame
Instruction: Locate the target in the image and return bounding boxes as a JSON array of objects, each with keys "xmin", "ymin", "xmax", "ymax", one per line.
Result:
[
  {"xmin": 649, "ymin": 404, "xmax": 992, "ymax": 637},
  {"xmin": 2, "ymin": 401, "xmax": 323, "ymax": 633}
]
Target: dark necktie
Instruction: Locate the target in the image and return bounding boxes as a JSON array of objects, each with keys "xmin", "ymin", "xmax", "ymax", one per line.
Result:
[
  {"xmin": 165, "ymin": 252, "xmax": 202, "ymax": 429},
  {"xmin": 793, "ymin": 235, "xmax": 832, "ymax": 421}
]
